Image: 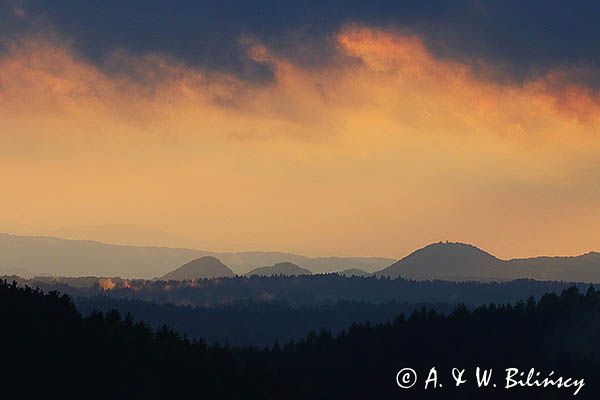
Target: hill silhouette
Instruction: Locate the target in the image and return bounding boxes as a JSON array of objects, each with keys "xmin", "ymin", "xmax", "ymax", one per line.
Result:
[
  {"xmin": 246, "ymin": 262, "xmax": 311, "ymax": 277},
  {"xmin": 3, "ymin": 232, "xmax": 600, "ymax": 282},
  {"xmin": 160, "ymin": 256, "xmax": 234, "ymax": 280},
  {"xmin": 0, "ymin": 232, "xmax": 392, "ymax": 277},
  {"xmin": 378, "ymin": 242, "xmax": 501, "ymax": 280},
  {"xmin": 377, "ymin": 242, "xmax": 600, "ymax": 282}
]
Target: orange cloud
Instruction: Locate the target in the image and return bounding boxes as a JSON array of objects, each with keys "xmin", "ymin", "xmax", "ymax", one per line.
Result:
[{"xmin": 1, "ymin": 26, "xmax": 599, "ymax": 260}]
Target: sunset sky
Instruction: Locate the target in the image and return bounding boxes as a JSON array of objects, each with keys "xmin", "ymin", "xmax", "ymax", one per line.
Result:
[{"xmin": 1, "ymin": 1, "xmax": 600, "ymax": 259}]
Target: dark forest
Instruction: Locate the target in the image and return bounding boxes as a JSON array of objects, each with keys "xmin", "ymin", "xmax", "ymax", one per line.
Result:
[{"xmin": 3, "ymin": 279, "xmax": 599, "ymax": 399}]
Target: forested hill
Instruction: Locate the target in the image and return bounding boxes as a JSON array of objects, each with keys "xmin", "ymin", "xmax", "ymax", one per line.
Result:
[
  {"xmin": 17, "ymin": 274, "xmax": 591, "ymax": 307},
  {"xmin": 76, "ymin": 296, "xmax": 459, "ymax": 346},
  {"xmin": 2, "ymin": 279, "xmax": 600, "ymax": 399},
  {"xmin": 0, "ymin": 280, "xmax": 263, "ymax": 399}
]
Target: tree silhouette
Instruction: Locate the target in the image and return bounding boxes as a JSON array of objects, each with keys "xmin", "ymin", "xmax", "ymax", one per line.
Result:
[{"xmin": 1, "ymin": 279, "xmax": 599, "ymax": 399}]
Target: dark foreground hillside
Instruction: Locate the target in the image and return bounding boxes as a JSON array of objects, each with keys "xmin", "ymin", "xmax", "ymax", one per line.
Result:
[
  {"xmin": 2, "ymin": 280, "xmax": 599, "ymax": 399},
  {"xmin": 76, "ymin": 296, "xmax": 459, "ymax": 346}
]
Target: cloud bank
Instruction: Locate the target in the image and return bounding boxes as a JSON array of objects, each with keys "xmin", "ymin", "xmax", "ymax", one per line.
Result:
[
  {"xmin": 1, "ymin": 2, "xmax": 600, "ymax": 258},
  {"xmin": 4, "ymin": 1, "xmax": 600, "ymax": 86}
]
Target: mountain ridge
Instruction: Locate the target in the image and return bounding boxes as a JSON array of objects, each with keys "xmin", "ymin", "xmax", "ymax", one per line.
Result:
[
  {"xmin": 0, "ymin": 232, "xmax": 392, "ymax": 278},
  {"xmin": 377, "ymin": 241, "xmax": 600, "ymax": 282},
  {"xmin": 2, "ymin": 232, "xmax": 600, "ymax": 282}
]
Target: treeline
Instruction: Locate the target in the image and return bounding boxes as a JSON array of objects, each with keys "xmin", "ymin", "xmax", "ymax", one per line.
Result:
[
  {"xmin": 25, "ymin": 274, "xmax": 592, "ymax": 307},
  {"xmin": 2, "ymin": 280, "xmax": 600, "ymax": 399},
  {"xmin": 1, "ymin": 280, "xmax": 265, "ymax": 399},
  {"xmin": 76, "ymin": 296, "xmax": 458, "ymax": 346}
]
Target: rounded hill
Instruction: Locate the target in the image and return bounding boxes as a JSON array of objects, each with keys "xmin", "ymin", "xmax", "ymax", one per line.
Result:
[{"xmin": 160, "ymin": 256, "xmax": 235, "ymax": 280}]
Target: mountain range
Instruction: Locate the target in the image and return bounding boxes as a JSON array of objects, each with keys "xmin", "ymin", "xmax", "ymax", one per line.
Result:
[
  {"xmin": 160, "ymin": 242, "xmax": 600, "ymax": 282},
  {"xmin": 2, "ymin": 232, "xmax": 600, "ymax": 283},
  {"xmin": 0, "ymin": 232, "xmax": 392, "ymax": 278}
]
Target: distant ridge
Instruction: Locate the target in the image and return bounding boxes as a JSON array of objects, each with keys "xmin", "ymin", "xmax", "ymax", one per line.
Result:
[
  {"xmin": 246, "ymin": 262, "xmax": 312, "ymax": 277},
  {"xmin": 1, "ymin": 232, "xmax": 600, "ymax": 282},
  {"xmin": 377, "ymin": 242, "xmax": 600, "ymax": 282},
  {"xmin": 160, "ymin": 256, "xmax": 235, "ymax": 280},
  {"xmin": 0, "ymin": 232, "xmax": 393, "ymax": 278}
]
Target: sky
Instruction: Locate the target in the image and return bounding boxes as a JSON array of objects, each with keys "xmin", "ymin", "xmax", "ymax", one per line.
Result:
[{"xmin": 1, "ymin": 1, "xmax": 600, "ymax": 259}]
